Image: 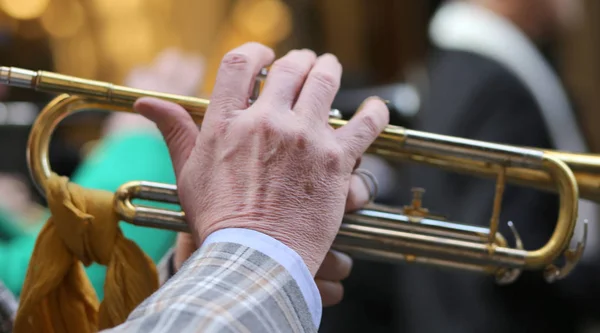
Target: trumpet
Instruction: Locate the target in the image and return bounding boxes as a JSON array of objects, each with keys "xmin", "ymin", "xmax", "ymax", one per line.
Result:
[{"xmin": 0, "ymin": 66, "xmax": 590, "ymax": 284}]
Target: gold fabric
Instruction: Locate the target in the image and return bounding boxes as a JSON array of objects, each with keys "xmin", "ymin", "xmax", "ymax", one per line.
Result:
[{"xmin": 14, "ymin": 174, "xmax": 158, "ymax": 332}]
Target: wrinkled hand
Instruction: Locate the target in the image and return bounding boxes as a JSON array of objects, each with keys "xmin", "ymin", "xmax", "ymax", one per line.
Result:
[
  {"xmin": 172, "ymin": 168, "xmax": 373, "ymax": 306},
  {"xmin": 136, "ymin": 42, "xmax": 388, "ymax": 281}
]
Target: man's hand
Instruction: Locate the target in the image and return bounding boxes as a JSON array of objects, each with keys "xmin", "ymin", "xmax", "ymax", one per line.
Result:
[
  {"xmin": 172, "ymin": 167, "xmax": 375, "ymax": 306},
  {"xmin": 136, "ymin": 42, "xmax": 389, "ymax": 277}
]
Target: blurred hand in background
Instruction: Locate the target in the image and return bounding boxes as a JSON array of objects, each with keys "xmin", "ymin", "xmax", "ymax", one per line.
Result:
[{"xmin": 103, "ymin": 48, "xmax": 205, "ymax": 137}]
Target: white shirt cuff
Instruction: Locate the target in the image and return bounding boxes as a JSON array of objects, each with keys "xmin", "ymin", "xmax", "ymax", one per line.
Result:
[{"xmin": 201, "ymin": 228, "xmax": 322, "ymax": 327}]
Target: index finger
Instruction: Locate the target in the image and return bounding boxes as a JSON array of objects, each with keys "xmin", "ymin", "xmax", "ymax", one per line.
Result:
[{"xmin": 294, "ymin": 53, "xmax": 342, "ymax": 124}]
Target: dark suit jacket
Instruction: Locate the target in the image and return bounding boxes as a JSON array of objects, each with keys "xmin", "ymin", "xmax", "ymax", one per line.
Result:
[
  {"xmin": 319, "ymin": 48, "xmax": 594, "ymax": 333},
  {"xmin": 393, "ymin": 48, "xmax": 578, "ymax": 333}
]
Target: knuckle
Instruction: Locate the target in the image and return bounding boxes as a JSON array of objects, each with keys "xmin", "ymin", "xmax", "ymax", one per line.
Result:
[
  {"xmin": 211, "ymin": 118, "xmax": 230, "ymax": 137},
  {"xmin": 256, "ymin": 114, "xmax": 280, "ymax": 136},
  {"xmin": 220, "ymin": 52, "xmax": 251, "ymax": 72},
  {"xmin": 325, "ymin": 143, "xmax": 344, "ymax": 158},
  {"xmin": 257, "ymin": 115, "xmax": 275, "ymax": 130},
  {"xmin": 271, "ymin": 59, "xmax": 305, "ymax": 78},
  {"xmin": 276, "ymin": 123, "xmax": 297, "ymax": 140},
  {"xmin": 203, "ymin": 131, "xmax": 218, "ymax": 149},
  {"xmin": 291, "ymin": 131, "xmax": 309, "ymax": 150},
  {"xmin": 212, "ymin": 95, "xmax": 245, "ymax": 110},
  {"xmin": 163, "ymin": 118, "xmax": 189, "ymax": 146},
  {"xmin": 322, "ymin": 144, "xmax": 345, "ymax": 171},
  {"xmin": 359, "ymin": 113, "xmax": 381, "ymax": 137},
  {"xmin": 310, "ymin": 71, "xmax": 339, "ymax": 92}
]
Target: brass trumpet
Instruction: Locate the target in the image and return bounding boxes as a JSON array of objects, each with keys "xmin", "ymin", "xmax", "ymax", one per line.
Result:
[{"xmin": 0, "ymin": 66, "xmax": 589, "ymax": 284}]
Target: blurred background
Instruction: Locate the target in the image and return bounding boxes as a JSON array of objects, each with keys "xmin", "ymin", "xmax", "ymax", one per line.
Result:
[
  {"xmin": 0, "ymin": 0, "xmax": 599, "ymax": 201},
  {"xmin": 1, "ymin": 0, "xmax": 600, "ymax": 332},
  {"xmin": 0, "ymin": 0, "xmax": 599, "ymax": 200},
  {"xmin": 0, "ymin": 0, "xmax": 435, "ymax": 203}
]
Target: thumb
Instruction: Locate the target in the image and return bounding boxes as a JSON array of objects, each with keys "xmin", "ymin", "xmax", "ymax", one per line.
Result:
[{"xmin": 134, "ymin": 97, "xmax": 199, "ymax": 175}]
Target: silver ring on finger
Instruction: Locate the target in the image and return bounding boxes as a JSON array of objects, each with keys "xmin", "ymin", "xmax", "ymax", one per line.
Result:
[{"xmin": 352, "ymin": 168, "xmax": 379, "ymax": 203}]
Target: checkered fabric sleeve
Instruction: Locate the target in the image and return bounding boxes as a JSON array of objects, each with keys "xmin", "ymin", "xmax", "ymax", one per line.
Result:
[{"xmin": 103, "ymin": 242, "xmax": 316, "ymax": 333}]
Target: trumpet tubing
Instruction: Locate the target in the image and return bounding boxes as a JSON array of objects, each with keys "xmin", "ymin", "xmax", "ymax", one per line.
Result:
[{"xmin": 0, "ymin": 66, "xmax": 591, "ymax": 284}]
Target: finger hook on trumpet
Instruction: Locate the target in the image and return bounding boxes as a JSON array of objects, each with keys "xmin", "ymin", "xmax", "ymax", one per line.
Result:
[
  {"xmin": 543, "ymin": 219, "xmax": 588, "ymax": 283},
  {"xmin": 495, "ymin": 221, "xmax": 524, "ymax": 285}
]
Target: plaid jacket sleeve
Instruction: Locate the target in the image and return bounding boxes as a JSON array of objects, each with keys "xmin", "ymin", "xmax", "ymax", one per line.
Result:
[{"xmin": 103, "ymin": 242, "xmax": 317, "ymax": 333}]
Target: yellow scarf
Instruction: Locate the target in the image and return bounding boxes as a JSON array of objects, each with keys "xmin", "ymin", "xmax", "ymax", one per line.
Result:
[{"xmin": 14, "ymin": 174, "xmax": 159, "ymax": 332}]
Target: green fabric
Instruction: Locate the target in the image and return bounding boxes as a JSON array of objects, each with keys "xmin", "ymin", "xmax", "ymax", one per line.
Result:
[{"xmin": 0, "ymin": 131, "xmax": 178, "ymax": 299}]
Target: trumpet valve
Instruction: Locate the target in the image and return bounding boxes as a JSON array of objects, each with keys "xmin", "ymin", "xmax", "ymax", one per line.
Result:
[{"xmin": 403, "ymin": 187, "xmax": 430, "ymax": 217}]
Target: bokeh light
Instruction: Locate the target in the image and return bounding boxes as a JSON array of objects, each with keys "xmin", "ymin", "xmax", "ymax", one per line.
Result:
[
  {"xmin": 232, "ymin": 0, "xmax": 292, "ymax": 44},
  {"xmin": 0, "ymin": 0, "xmax": 294, "ymax": 85},
  {"xmin": 51, "ymin": 30, "xmax": 98, "ymax": 78},
  {"xmin": 0, "ymin": 0, "xmax": 50, "ymax": 20},
  {"xmin": 91, "ymin": 0, "xmax": 144, "ymax": 18},
  {"xmin": 40, "ymin": 0, "xmax": 84, "ymax": 39},
  {"xmin": 100, "ymin": 18, "xmax": 154, "ymax": 61}
]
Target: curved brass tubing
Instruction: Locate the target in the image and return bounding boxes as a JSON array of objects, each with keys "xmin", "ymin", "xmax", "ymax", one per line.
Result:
[{"xmin": 3, "ymin": 66, "xmax": 585, "ymax": 284}]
